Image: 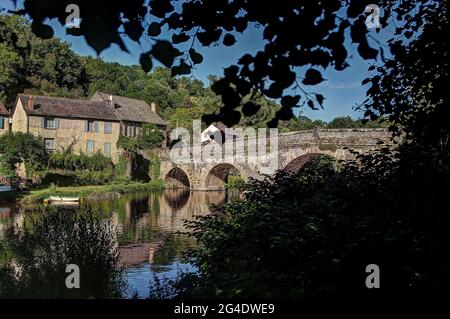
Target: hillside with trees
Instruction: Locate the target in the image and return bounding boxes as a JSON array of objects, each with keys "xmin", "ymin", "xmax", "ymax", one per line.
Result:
[{"xmin": 0, "ymin": 15, "xmax": 383, "ymax": 132}]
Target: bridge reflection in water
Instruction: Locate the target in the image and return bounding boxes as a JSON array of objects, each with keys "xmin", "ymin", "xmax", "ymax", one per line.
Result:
[
  {"xmin": 106, "ymin": 190, "xmax": 238, "ymax": 268},
  {"xmin": 0, "ymin": 190, "xmax": 238, "ymax": 297},
  {"xmin": 0, "ymin": 190, "xmax": 238, "ymax": 269}
]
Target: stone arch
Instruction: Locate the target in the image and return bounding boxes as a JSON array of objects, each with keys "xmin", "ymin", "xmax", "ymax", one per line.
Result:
[
  {"xmin": 283, "ymin": 153, "xmax": 334, "ymax": 175},
  {"xmin": 164, "ymin": 167, "xmax": 191, "ymax": 189},
  {"xmin": 205, "ymin": 163, "xmax": 242, "ymax": 190}
]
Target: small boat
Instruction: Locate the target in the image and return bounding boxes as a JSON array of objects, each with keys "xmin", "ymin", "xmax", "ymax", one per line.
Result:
[
  {"xmin": 0, "ymin": 184, "xmax": 12, "ymax": 192},
  {"xmin": 44, "ymin": 196, "xmax": 81, "ymax": 204}
]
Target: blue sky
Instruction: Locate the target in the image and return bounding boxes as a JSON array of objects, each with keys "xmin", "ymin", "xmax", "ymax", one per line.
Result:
[{"xmin": 1, "ymin": 0, "xmax": 392, "ymax": 121}]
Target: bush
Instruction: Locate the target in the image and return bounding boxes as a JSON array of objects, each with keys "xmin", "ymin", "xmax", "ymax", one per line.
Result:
[
  {"xmin": 0, "ymin": 132, "xmax": 47, "ymax": 179},
  {"xmin": 225, "ymin": 175, "xmax": 245, "ymax": 190},
  {"xmin": 48, "ymin": 151, "xmax": 113, "ymax": 172},
  {"xmin": 170, "ymin": 146, "xmax": 449, "ymax": 299},
  {"xmin": 40, "ymin": 170, "xmax": 115, "ymax": 187}
]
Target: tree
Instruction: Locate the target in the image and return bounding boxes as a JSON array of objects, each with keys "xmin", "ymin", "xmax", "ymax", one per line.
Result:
[
  {"xmin": 0, "ymin": 43, "xmax": 23, "ymax": 104},
  {"xmin": 0, "ymin": 132, "xmax": 48, "ymax": 182},
  {"xmin": 327, "ymin": 116, "xmax": 361, "ymax": 129},
  {"xmin": 0, "ymin": 14, "xmax": 88, "ymax": 102},
  {"xmin": 362, "ymin": 1, "xmax": 448, "ymax": 146},
  {"xmin": 7, "ymin": 0, "xmax": 438, "ymax": 128}
]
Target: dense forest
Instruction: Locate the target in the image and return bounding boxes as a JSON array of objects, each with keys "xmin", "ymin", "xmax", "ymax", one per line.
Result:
[{"xmin": 0, "ymin": 15, "xmax": 384, "ymax": 132}]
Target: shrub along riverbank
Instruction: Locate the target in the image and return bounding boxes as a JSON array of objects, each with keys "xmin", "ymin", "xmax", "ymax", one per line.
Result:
[{"xmin": 0, "ymin": 180, "xmax": 163, "ymax": 203}]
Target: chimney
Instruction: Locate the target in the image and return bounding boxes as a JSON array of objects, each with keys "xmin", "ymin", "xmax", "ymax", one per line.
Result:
[
  {"xmin": 108, "ymin": 95, "xmax": 113, "ymax": 105},
  {"xmin": 151, "ymin": 102, "xmax": 157, "ymax": 113},
  {"xmin": 28, "ymin": 95, "xmax": 34, "ymax": 110}
]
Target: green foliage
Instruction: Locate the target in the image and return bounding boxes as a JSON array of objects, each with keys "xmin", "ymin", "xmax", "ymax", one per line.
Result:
[
  {"xmin": 0, "ymin": 43, "xmax": 23, "ymax": 104},
  {"xmin": 114, "ymin": 156, "xmax": 128, "ymax": 177},
  {"xmin": 12, "ymin": 0, "xmax": 434, "ymax": 127},
  {"xmin": 0, "ymin": 15, "xmax": 87, "ymax": 104},
  {"xmin": 117, "ymin": 124, "xmax": 164, "ymax": 158},
  {"xmin": 150, "ymin": 155, "xmax": 161, "ymax": 181},
  {"xmin": 48, "ymin": 151, "xmax": 113, "ymax": 172},
  {"xmin": 225, "ymin": 176, "xmax": 245, "ymax": 190},
  {"xmin": 39, "ymin": 170, "xmax": 115, "ymax": 187},
  {"xmin": 0, "ymin": 162, "xmax": 19, "ymax": 185},
  {"xmin": 173, "ymin": 148, "xmax": 449, "ymax": 299},
  {"xmin": 327, "ymin": 116, "xmax": 362, "ymax": 129},
  {"xmin": 117, "ymin": 136, "xmax": 139, "ymax": 154},
  {"xmin": 138, "ymin": 123, "xmax": 165, "ymax": 150},
  {"xmin": 0, "ymin": 132, "xmax": 47, "ymax": 179},
  {"xmin": 0, "ymin": 206, "xmax": 127, "ymax": 298}
]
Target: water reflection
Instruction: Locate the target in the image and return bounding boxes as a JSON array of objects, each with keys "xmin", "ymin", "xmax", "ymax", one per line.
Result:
[
  {"xmin": 0, "ymin": 190, "xmax": 238, "ymax": 298},
  {"xmin": 0, "ymin": 205, "xmax": 125, "ymax": 298}
]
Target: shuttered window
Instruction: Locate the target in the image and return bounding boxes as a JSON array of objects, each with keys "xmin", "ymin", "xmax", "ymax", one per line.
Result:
[
  {"xmin": 42, "ymin": 117, "xmax": 59, "ymax": 129},
  {"xmin": 86, "ymin": 140, "xmax": 94, "ymax": 154},
  {"xmin": 85, "ymin": 120, "xmax": 98, "ymax": 132},
  {"xmin": 104, "ymin": 122, "xmax": 112, "ymax": 134},
  {"xmin": 104, "ymin": 143, "xmax": 111, "ymax": 157}
]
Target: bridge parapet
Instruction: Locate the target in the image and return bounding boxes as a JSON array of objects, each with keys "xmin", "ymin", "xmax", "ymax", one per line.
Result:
[
  {"xmin": 278, "ymin": 128, "xmax": 393, "ymax": 149},
  {"xmin": 149, "ymin": 128, "xmax": 394, "ymax": 190}
]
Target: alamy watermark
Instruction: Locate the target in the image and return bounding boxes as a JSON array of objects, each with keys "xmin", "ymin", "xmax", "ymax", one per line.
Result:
[
  {"xmin": 65, "ymin": 4, "xmax": 81, "ymax": 28},
  {"xmin": 170, "ymin": 120, "xmax": 279, "ymax": 175},
  {"xmin": 65, "ymin": 264, "xmax": 80, "ymax": 289},
  {"xmin": 365, "ymin": 264, "xmax": 380, "ymax": 288},
  {"xmin": 365, "ymin": 4, "xmax": 381, "ymax": 29}
]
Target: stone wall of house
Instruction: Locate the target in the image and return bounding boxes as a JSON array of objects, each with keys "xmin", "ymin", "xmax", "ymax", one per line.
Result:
[
  {"xmin": 0, "ymin": 116, "xmax": 9, "ymax": 135},
  {"xmin": 27, "ymin": 116, "xmax": 121, "ymax": 162},
  {"xmin": 11, "ymin": 100, "xmax": 28, "ymax": 133}
]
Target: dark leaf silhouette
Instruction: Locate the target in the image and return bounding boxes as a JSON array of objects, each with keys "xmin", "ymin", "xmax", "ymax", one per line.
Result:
[
  {"xmin": 31, "ymin": 21, "xmax": 53, "ymax": 39},
  {"xmin": 139, "ymin": 52, "xmax": 153, "ymax": 73},
  {"xmin": 171, "ymin": 60, "xmax": 191, "ymax": 76},
  {"xmin": 189, "ymin": 48, "xmax": 203, "ymax": 64},
  {"xmin": 147, "ymin": 22, "xmax": 161, "ymax": 37},
  {"xmin": 241, "ymin": 101, "xmax": 261, "ymax": 116},
  {"xmin": 223, "ymin": 33, "xmax": 236, "ymax": 46},
  {"xmin": 315, "ymin": 94, "xmax": 325, "ymax": 107},
  {"xmin": 172, "ymin": 32, "xmax": 190, "ymax": 44},
  {"xmin": 281, "ymin": 95, "xmax": 300, "ymax": 108},
  {"xmin": 302, "ymin": 68, "xmax": 325, "ymax": 85},
  {"xmin": 151, "ymin": 40, "xmax": 181, "ymax": 68}
]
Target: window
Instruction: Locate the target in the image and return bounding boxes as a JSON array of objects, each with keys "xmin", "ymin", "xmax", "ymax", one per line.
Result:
[
  {"xmin": 42, "ymin": 117, "xmax": 59, "ymax": 129},
  {"xmin": 127, "ymin": 125, "xmax": 134, "ymax": 137},
  {"xmin": 44, "ymin": 138, "xmax": 55, "ymax": 151},
  {"xmin": 85, "ymin": 120, "xmax": 99, "ymax": 133},
  {"xmin": 0, "ymin": 117, "xmax": 4, "ymax": 129},
  {"xmin": 104, "ymin": 143, "xmax": 111, "ymax": 157},
  {"xmin": 86, "ymin": 140, "xmax": 94, "ymax": 154},
  {"xmin": 104, "ymin": 122, "xmax": 112, "ymax": 134}
]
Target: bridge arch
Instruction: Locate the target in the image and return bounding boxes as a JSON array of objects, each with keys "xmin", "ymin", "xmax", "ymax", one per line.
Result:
[
  {"xmin": 283, "ymin": 153, "xmax": 335, "ymax": 175},
  {"xmin": 164, "ymin": 167, "xmax": 191, "ymax": 189},
  {"xmin": 205, "ymin": 163, "xmax": 242, "ymax": 190}
]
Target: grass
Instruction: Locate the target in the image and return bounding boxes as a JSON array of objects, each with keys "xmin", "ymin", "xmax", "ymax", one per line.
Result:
[{"xmin": 0, "ymin": 180, "xmax": 164, "ymax": 203}]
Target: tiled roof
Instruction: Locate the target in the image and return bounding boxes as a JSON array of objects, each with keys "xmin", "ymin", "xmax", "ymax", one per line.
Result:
[
  {"xmin": 0, "ymin": 101, "xmax": 9, "ymax": 116},
  {"xmin": 92, "ymin": 92, "xmax": 167, "ymax": 126},
  {"xmin": 17, "ymin": 94, "xmax": 119, "ymax": 121}
]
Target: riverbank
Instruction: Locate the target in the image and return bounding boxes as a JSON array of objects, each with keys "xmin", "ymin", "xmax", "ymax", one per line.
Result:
[{"xmin": 0, "ymin": 180, "xmax": 164, "ymax": 203}]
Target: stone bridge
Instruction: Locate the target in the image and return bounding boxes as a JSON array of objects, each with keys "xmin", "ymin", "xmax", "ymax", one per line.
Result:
[{"xmin": 152, "ymin": 128, "xmax": 393, "ymax": 191}]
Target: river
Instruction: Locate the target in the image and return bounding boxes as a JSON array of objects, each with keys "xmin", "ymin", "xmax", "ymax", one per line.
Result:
[{"xmin": 0, "ymin": 190, "xmax": 237, "ymax": 298}]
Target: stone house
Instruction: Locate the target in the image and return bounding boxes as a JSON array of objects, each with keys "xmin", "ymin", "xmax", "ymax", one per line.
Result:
[
  {"xmin": 10, "ymin": 93, "xmax": 167, "ymax": 162},
  {"xmin": 0, "ymin": 101, "xmax": 10, "ymax": 135}
]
